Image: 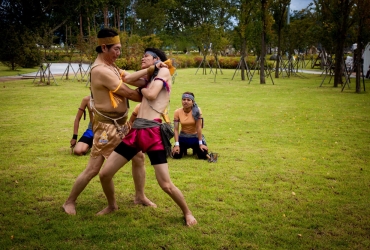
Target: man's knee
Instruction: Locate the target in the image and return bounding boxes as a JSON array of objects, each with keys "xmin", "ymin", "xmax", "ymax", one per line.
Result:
[
  {"xmin": 73, "ymin": 148, "xmax": 87, "ymax": 156},
  {"xmin": 132, "ymin": 151, "xmax": 145, "ymax": 166},
  {"xmin": 99, "ymin": 169, "xmax": 112, "ymax": 182},
  {"xmin": 160, "ymin": 182, "xmax": 174, "ymax": 194},
  {"xmin": 82, "ymin": 168, "xmax": 100, "ymax": 181}
]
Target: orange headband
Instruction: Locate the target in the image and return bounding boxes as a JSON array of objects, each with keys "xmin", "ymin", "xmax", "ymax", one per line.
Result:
[{"xmin": 97, "ymin": 35, "xmax": 120, "ymax": 46}]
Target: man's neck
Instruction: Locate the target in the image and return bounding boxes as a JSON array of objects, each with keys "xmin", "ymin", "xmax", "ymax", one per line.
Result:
[{"xmin": 97, "ymin": 54, "xmax": 114, "ymax": 66}]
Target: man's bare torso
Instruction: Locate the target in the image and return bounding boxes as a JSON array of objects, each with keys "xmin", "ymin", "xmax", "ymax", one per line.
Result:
[
  {"xmin": 90, "ymin": 58, "xmax": 128, "ymax": 114},
  {"xmin": 137, "ymin": 69, "xmax": 171, "ymax": 121}
]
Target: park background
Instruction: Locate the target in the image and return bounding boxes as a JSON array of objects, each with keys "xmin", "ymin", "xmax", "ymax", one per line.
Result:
[{"xmin": 1, "ymin": 0, "xmax": 370, "ymax": 249}]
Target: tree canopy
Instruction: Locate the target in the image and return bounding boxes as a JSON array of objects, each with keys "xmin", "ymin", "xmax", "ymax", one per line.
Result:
[{"xmin": 1, "ymin": 0, "xmax": 369, "ymax": 88}]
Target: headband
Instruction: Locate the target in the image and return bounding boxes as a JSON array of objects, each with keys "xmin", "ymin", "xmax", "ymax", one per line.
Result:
[
  {"xmin": 97, "ymin": 35, "xmax": 120, "ymax": 46},
  {"xmin": 182, "ymin": 94, "xmax": 194, "ymax": 101},
  {"xmin": 145, "ymin": 51, "xmax": 158, "ymax": 59}
]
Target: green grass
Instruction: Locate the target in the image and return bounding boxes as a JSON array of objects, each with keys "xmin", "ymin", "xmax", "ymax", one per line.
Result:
[
  {"xmin": 0, "ymin": 63, "xmax": 39, "ymax": 77},
  {"xmin": 0, "ymin": 69, "xmax": 369, "ymax": 249}
]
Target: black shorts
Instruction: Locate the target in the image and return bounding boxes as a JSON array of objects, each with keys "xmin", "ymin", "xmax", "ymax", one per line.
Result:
[
  {"xmin": 78, "ymin": 136, "xmax": 93, "ymax": 148},
  {"xmin": 114, "ymin": 142, "xmax": 167, "ymax": 165}
]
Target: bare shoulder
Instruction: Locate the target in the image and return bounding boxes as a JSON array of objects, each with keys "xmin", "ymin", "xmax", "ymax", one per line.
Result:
[
  {"xmin": 91, "ymin": 64, "xmax": 108, "ymax": 78},
  {"xmin": 91, "ymin": 65, "xmax": 116, "ymax": 88},
  {"xmin": 158, "ymin": 67, "xmax": 170, "ymax": 76}
]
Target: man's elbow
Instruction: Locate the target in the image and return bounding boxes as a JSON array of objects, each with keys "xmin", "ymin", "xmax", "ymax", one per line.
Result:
[
  {"xmin": 128, "ymin": 93, "xmax": 142, "ymax": 102},
  {"xmin": 144, "ymin": 94, "xmax": 156, "ymax": 101}
]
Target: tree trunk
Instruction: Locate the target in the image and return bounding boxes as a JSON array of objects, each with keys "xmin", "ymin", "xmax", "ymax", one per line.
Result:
[
  {"xmin": 87, "ymin": 7, "xmax": 90, "ymax": 36},
  {"xmin": 241, "ymin": 39, "xmax": 246, "ymax": 80},
  {"xmin": 260, "ymin": 0, "xmax": 266, "ymax": 84},
  {"xmin": 333, "ymin": 0, "xmax": 351, "ymax": 87},
  {"xmin": 355, "ymin": 41, "xmax": 363, "ymax": 93},
  {"xmin": 123, "ymin": 6, "xmax": 126, "ymax": 32},
  {"xmin": 104, "ymin": 6, "xmax": 108, "ymax": 28},
  {"xmin": 275, "ymin": 27, "xmax": 281, "ymax": 78},
  {"xmin": 79, "ymin": 13, "xmax": 83, "ymax": 37},
  {"xmin": 355, "ymin": 1, "xmax": 365, "ymax": 93},
  {"xmin": 117, "ymin": 8, "xmax": 121, "ymax": 31}
]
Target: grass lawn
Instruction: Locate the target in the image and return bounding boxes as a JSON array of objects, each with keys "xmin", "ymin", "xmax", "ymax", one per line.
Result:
[
  {"xmin": 0, "ymin": 63, "xmax": 39, "ymax": 77},
  {"xmin": 0, "ymin": 69, "xmax": 369, "ymax": 249}
]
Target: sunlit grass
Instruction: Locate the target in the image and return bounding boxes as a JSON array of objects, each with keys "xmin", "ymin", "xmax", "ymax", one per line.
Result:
[{"xmin": 0, "ymin": 69, "xmax": 369, "ymax": 249}]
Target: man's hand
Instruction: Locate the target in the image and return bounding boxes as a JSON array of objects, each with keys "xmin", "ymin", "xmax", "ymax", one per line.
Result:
[
  {"xmin": 156, "ymin": 61, "xmax": 168, "ymax": 69},
  {"xmin": 147, "ymin": 62, "xmax": 169, "ymax": 80},
  {"xmin": 199, "ymin": 144, "xmax": 208, "ymax": 152},
  {"xmin": 70, "ymin": 139, "xmax": 77, "ymax": 148},
  {"xmin": 172, "ymin": 145, "xmax": 180, "ymax": 155}
]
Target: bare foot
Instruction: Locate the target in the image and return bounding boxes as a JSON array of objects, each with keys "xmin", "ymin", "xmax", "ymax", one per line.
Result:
[
  {"xmin": 134, "ymin": 197, "xmax": 157, "ymax": 208},
  {"xmin": 96, "ymin": 206, "xmax": 118, "ymax": 215},
  {"xmin": 62, "ymin": 202, "xmax": 76, "ymax": 215},
  {"xmin": 185, "ymin": 214, "xmax": 197, "ymax": 226}
]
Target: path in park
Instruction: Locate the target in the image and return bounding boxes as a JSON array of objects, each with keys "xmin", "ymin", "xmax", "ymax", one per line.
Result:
[
  {"xmin": 0, "ymin": 63, "xmax": 90, "ymax": 82},
  {"xmin": 1, "ymin": 62, "xmax": 350, "ymax": 82}
]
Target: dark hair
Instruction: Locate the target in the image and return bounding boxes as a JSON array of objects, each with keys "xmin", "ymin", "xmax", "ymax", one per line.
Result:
[
  {"xmin": 145, "ymin": 48, "xmax": 167, "ymax": 62},
  {"xmin": 95, "ymin": 28, "xmax": 119, "ymax": 53}
]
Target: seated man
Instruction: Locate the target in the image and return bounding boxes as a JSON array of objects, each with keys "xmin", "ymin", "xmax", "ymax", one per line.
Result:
[
  {"xmin": 70, "ymin": 96, "xmax": 94, "ymax": 156},
  {"xmin": 172, "ymin": 92, "xmax": 209, "ymax": 160}
]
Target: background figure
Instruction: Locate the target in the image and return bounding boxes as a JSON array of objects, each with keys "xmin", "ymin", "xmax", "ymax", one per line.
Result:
[
  {"xmin": 172, "ymin": 92, "xmax": 208, "ymax": 160},
  {"xmin": 70, "ymin": 96, "xmax": 94, "ymax": 155},
  {"xmin": 128, "ymin": 103, "xmax": 141, "ymax": 126}
]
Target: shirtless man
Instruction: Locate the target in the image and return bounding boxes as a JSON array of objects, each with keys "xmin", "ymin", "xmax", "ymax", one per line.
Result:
[
  {"xmin": 70, "ymin": 96, "xmax": 94, "ymax": 156},
  {"xmin": 63, "ymin": 28, "xmax": 157, "ymax": 215},
  {"xmin": 96, "ymin": 48, "xmax": 197, "ymax": 226}
]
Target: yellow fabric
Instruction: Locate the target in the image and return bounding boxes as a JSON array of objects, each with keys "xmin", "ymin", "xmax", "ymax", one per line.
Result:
[
  {"xmin": 162, "ymin": 107, "xmax": 171, "ymax": 124},
  {"xmin": 97, "ymin": 36, "xmax": 120, "ymax": 46},
  {"xmin": 91, "ymin": 111, "xmax": 129, "ymax": 159},
  {"xmin": 109, "ymin": 80, "xmax": 123, "ymax": 108},
  {"xmin": 164, "ymin": 59, "xmax": 176, "ymax": 76}
]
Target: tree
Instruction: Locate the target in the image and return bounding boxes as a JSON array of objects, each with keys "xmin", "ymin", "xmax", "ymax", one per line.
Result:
[
  {"xmin": 353, "ymin": 0, "xmax": 370, "ymax": 93},
  {"xmin": 314, "ymin": 0, "xmax": 355, "ymax": 87},
  {"xmin": 232, "ymin": 0, "xmax": 259, "ymax": 80},
  {"xmin": 260, "ymin": 0, "xmax": 268, "ymax": 84},
  {"xmin": 270, "ymin": 0, "xmax": 290, "ymax": 78},
  {"xmin": 0, "ymin": 0, "xmax": 82, "ymax": 68}
]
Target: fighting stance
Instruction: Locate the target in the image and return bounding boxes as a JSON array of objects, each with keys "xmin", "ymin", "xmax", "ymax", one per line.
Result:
[
  {"xmin": 70, "ymin": 96, "xmax": 94, "ymax": 156},
  {"xmin": 172, "ymin": 92, "xmax": 209, "ymax": 160},
  {"xmin": 97, "ymin": 48, "xmax": 197, "ymax": 226},
  {"xmin": 63, "ymin": 28, "xmax": 157, "ymax": 215}
]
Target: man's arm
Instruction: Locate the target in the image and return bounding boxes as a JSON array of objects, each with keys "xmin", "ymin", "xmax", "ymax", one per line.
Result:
[
  {"xmin": 70, "ymin": 97, "xmax": 88, "ymax": 147},
  {"xmin": 121, "ymin": 68, "xmax": 149, "ymax": 87},
  {"xmin": 99, "ymin": 68, "xmax": 143, "ymax": 102},
  {"xmin": 122, "ymin": 62, "xmax": 168, "ymax": 87}
]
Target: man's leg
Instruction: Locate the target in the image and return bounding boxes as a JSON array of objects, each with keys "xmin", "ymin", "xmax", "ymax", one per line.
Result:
[
  {"xmin": 97, "ymin": 151, "xmax": 130, "ymax": 215},
  {"xmin": 153, "ymin": 163, "xmax": 197, "ymax": 226},
  {"xmin": 131, "ymin": 152, "xmax": 157, "ymax": 207},
  {"xmin": 63, "ymin": 155, "xmax": 105, "ymax": 214}
]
